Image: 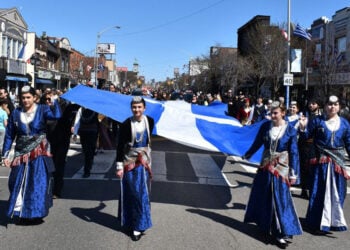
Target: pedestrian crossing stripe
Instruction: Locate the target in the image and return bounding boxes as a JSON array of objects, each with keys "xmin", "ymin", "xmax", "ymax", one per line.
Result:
[{"xmin": 70, "ymin": 150, "xmax": 229, "ymax": 186}]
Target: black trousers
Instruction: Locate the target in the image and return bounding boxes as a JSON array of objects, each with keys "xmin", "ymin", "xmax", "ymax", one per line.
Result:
[
  {"xmin": 52, "ymin": 138, "xmax": 71, "ymax": 196},
  {"xmin": 79, "ymin": 130, "xmax": 98, "ymax": 174}
]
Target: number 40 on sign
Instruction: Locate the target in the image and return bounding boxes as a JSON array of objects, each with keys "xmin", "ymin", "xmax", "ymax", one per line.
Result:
[{"xmin": 283, "ymin": 73, "xmax": 293, "ymax": 86}]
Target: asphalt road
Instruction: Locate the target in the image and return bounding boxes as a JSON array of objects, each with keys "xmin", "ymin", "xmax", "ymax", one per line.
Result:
[{"xmin": 0, "ymin": 136, "xmax": 350, "ymax": 250}]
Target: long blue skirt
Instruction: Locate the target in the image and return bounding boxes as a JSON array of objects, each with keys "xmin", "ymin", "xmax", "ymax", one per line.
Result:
[
  {"xmin": 7, "ymin": 157, "xmax": 53, "ymax": 219},
  {"xmin": 119, "ymin": 165, "xmax": 152, "ymax": 231},
  {"xmin": 244, "ymin": 170, "xmax": 302, "ymax": 236},
  {"xmin": 306, "ymin": 162, "xmax": 348, "ymax": 231}
]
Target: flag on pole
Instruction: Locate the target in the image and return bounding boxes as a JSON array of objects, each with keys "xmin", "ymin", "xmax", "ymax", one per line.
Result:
[
  {"xmin": 98, "ymin": 63, "xmax": 104, "ymax": 71},
  {"xmin": 293, "ymin": 24, "xmax": 312, "ymax": 40},
  {"xmin": 18, "ymin": 45, "xmax": 25, "ymax": 59},
  {"xmin": 7, "ymin": 44, "xmax": 10, "ymax": 58},
  {"xmin": 334, "ymin": 47, "xmax": 344, "ymax": 64},
  {"xmin": 336, "ymin": 53, "xmax": 343, "ymax": 64}
]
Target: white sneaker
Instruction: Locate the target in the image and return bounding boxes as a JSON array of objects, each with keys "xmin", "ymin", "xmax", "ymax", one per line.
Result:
[{"xmin": 276, "ymin": 238, "xmax": 287, "ymax": 244}]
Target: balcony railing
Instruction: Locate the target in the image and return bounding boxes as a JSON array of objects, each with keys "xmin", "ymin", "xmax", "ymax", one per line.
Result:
[{"xmin": 0, "ymin": 57, "xmax": 27, "ymax": 75}]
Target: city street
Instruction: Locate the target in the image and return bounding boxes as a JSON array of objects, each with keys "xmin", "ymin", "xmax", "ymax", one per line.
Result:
[{"xmin": 0, "ymin": 136, "xmax": 350, "ymax": 250}]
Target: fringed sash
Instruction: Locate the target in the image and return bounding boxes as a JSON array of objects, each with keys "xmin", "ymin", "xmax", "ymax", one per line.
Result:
[
  {"xmin": 123, "ymin": 146, "xmax": 152, "ymax": 178},
  {"xmin": 261, "ymin": 150, "xmax": 291, "ymax": 186},
  {"xmin": 309, "ymin": 145, "xmax": 350, "ymax": 179},
  {"xmin": 11, "ymin": 134, "xmax": 52, "ymax": 167}
]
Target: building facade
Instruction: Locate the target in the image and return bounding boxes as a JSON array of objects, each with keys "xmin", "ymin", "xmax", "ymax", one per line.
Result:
[{"xmin": 0, "ymin": 7, "xmax": 29, "ymax": 91}]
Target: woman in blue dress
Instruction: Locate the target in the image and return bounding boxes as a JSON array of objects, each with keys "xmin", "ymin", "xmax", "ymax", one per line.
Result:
[
  {"xmin": 299, "ymin": 95, "xmax": 350, "ymax": 233},
  {"xmin": 286, "ymin": 100, "xmax": 301, "ymax": 130},
  {"xmin": 242, "ymin": 101, "xmax": 302, "ymax": 248},
  {"xmin": 2, "ymin": 86, "xmax": 61, "ymax": 224},
  {"xmin": 115, "ymin": 96, "xmax": 154, "ymax": 241}
]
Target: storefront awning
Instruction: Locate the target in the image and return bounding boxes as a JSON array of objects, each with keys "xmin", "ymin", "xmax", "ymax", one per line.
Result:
[
  {"xmin": 5, "ymin": 76, "xmax": 28, "ymax": 82},
  {"xmin": 36, "ymin": 78, "xmax": 54, "ymax": 84}
]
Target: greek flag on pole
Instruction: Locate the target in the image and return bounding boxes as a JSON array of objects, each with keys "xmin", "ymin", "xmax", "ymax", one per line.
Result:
[
  {"xmin": 334, "ymin": 47, "xmax": 344, "ymax": 64},
  {"xmin": 61, "ymin": 85, "xmax": 264, "ymax": 163},
  {"xmin": 293, "ymin": 24, "xmax": 312, "ymax": 40},
  {"xmin": 18, "ymin": 45, "xmax": 25, "ymax": 59}
]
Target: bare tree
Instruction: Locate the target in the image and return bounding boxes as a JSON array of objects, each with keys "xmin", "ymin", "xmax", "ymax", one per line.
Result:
[
  {"xmin": 237, "ymin": 23, "xmax": 287, "ymax": 99},
  {"xmin": 208, "ymin": 45, "xmax": 238, "ymax": 95},
  {"xmin": 315, "ymin": 31, "xmax": 343, "ymax": 97},
  {"xmin": 188, "ymin": 56, "xmax": 211, "ymax": 93}
]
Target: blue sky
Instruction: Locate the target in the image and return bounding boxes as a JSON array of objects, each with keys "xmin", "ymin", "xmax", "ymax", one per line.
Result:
[{"xmin": 2, "ymin": 0, "xmax": 349, "ymax": 82}]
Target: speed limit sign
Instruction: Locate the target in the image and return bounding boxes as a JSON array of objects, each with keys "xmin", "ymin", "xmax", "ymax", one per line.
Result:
[{"xmin": 283, "ymin": 73, "xmax": 293, "ymax": 86}]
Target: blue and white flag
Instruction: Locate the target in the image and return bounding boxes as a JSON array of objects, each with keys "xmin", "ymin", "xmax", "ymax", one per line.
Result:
[
  {"xmin": 334, "ymin": 47, "xmax": 344, "ymax": 64},
  {"xmin": 18, "ymin": 45, "xmax": 25, "ymax": 60},
  {"xmin": 98, "ymin": 63, "xmax": 104, "ymax": 71},
  {"xmin": 293, "ymin": 24, "xmax": 312, "ymax": 40},
  {"xmin": 61, "ymin": 85, "xmax": 264, "ymax": 163}
]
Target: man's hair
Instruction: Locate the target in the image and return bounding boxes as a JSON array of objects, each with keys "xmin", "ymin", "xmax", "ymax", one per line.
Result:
[
  {"xmin": 21, "ymin": 85, "xmax": 36, "ymax": 96},
  {"xmin": 131, "ymin": 96, "xmax": 146, "ymax": 107},
  {"xmin": 0, "ymin": 98, "xmax": 8, "ymax": 105}
]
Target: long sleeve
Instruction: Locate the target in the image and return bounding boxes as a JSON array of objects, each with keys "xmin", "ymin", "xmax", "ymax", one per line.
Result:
[
  {"xmin": 116, "ymin": 118, "xmax": 131, "ymax": 169},
  {"xmin": 44, "ymin": 99, "xmax": 62, "ymax": 120},
  {"xmin": 72, "ymin": 107, "xmax": 82, "ymax": 135},
  {"xmin": 2, "ymin": 111, "xmax": 17, "ymax": 158},
  {"xmin": 243, "ymin": 121, "xmax": 268, "ymax": 159},
  {"xmin": 342, "ymin": 119, "xmax": 350, "ymax": 156},
  {"xmin": 288, "ymin": 126, "xmax": 300, "ymax": 183}
]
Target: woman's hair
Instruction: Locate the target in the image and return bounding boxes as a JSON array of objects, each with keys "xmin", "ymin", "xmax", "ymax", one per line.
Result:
[
  {"xmin": 21, "ymin": 85, "xmax": 36, "ymax": 97},
  {"xmin": 40, "ymin": 92, "xmax": 51, "ymax": 104},
  {"xmin": 131, "ymin": 96, "xmax": 146, "ymax": 107}
]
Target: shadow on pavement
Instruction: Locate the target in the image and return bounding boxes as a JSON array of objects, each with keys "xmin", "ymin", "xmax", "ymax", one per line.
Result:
[
  {"xmin": 61, "ymin": 179, "xmax": 232, "ymax": 210},
  {"xmin": 70, "ymin": 201, "xmax": 123, "ymax": 233},
  {"xmin": 186, "ymin": 208, "xmax": 271, "ymax": 246}
]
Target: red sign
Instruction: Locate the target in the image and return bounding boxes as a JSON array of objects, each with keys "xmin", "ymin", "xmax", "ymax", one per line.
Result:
[{"xmin": 117, "ymin": 67, "xmax": 128, "ymax": 72}]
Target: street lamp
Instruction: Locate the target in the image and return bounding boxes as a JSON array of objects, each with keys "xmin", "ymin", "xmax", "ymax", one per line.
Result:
[
  {"xmin": 30, "ymin": 53, "xmax": 41, "ymax": 88},
  {"xmin": 94, "ymin": 25, "xmax": 120, "ymax": 88},
  {"xmin": 133, "ymin": 59, "xmax": 139, "ymax": 88},
  {"xmin": 133, "ymin": 58, "xmax": 139, "ymax": 76}
]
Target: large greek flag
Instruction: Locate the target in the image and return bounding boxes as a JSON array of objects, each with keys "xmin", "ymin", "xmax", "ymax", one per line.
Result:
[{"xmin": 61, "ymin": 85, "xmax": 264, "ymax": 163}]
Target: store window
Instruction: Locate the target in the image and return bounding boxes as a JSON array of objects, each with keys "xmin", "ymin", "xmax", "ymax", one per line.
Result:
[{"xmin": 337, "ymin": 37, "xmax": 346, "ymax": 53}]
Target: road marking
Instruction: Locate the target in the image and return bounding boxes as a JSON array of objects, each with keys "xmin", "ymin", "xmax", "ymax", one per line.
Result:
[
  {"xmin": 71, "ymin": 150, "xmax": 115, "ymax": 179},
  {"xmin": 188, "ymin": 153, "xmax": 227, "ymax": 186},
  {"xmin": 151, "ymin": 151, "xmax": 167, "ymax": 182}
]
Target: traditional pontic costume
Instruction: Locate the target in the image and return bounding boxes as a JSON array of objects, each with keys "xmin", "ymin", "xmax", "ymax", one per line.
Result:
[
  {"xmin": 116, "ymin": 114, "xmax": 154, "ymax": 234},
  {"xmin": 243, "ymin": 120, "xmax": 303, "ymax": 239},
  {"xmin": 2, "ymin": 100, "xmax": 61, "ymax": 219},
  {"xmin": 300, "ymin": 113, "xmax": 350, "ymax": 232}
]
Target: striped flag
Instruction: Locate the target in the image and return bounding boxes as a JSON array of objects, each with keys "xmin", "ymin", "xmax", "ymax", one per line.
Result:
[
  {"xmin": 293, "ymin": 24, "xmax": 312, "ymax": 40},
  {"xmin": 334, "ymin": 47, "xmax": 344, "ymax": 64},
  {"xmin": 18, "ymin": 45, "xmax": 25, "ymax": 59}
]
